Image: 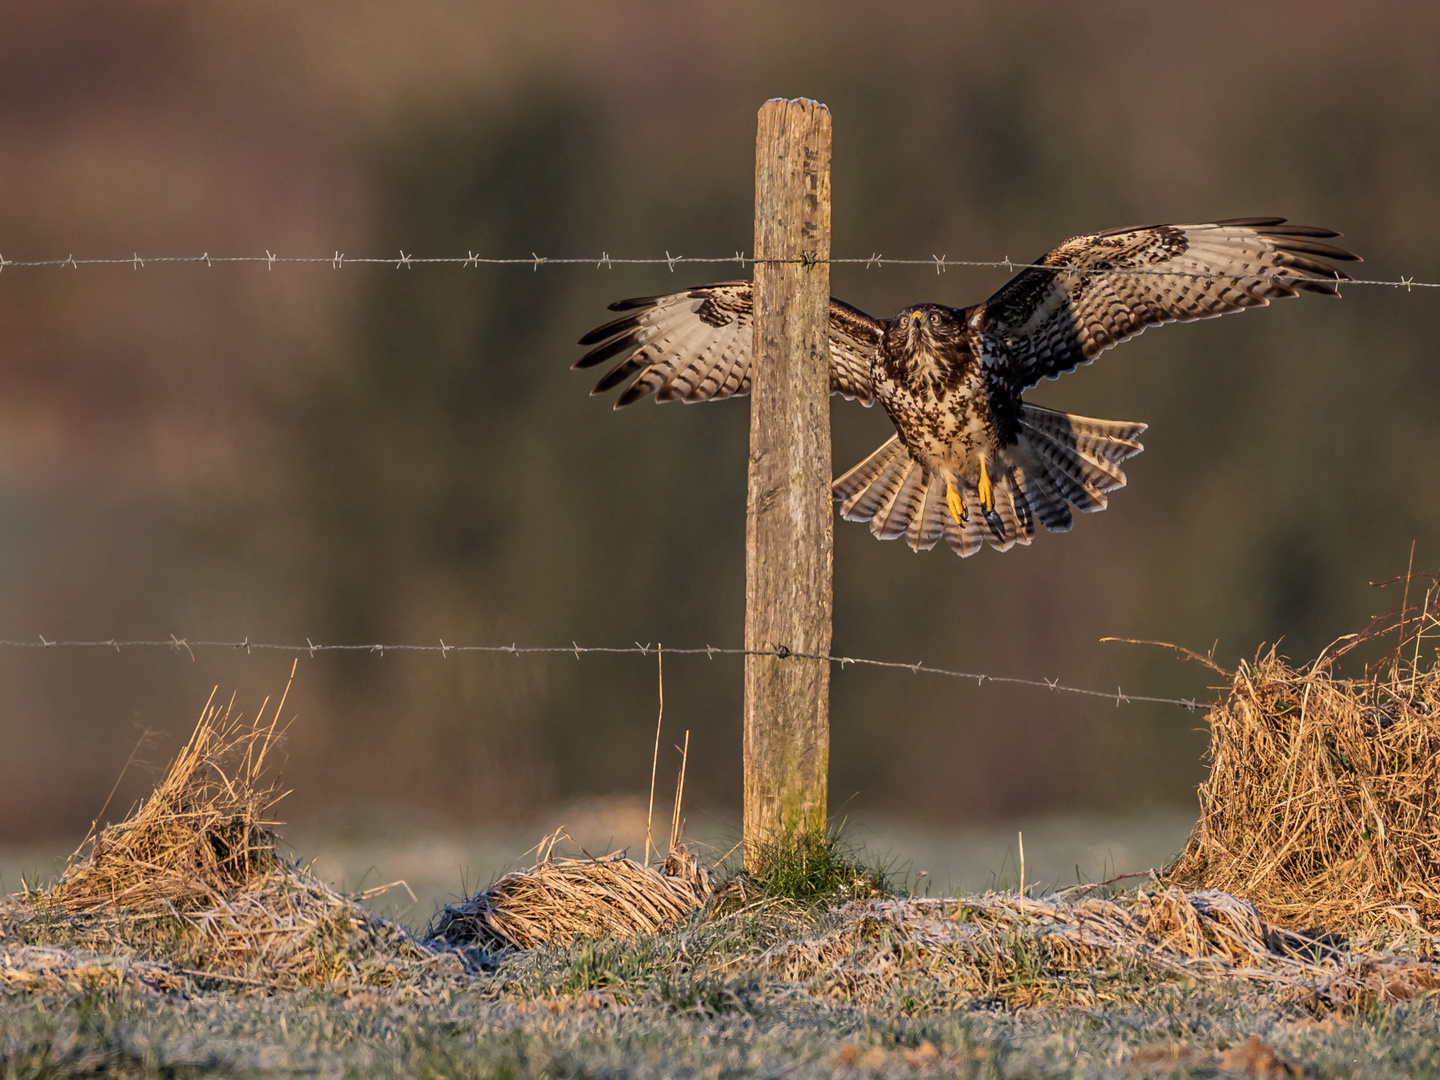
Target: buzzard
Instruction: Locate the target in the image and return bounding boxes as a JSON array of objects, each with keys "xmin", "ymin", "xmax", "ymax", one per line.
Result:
[{"xmin": 575, "ymin": 219, "xmax": 1358, "ymax": 556}]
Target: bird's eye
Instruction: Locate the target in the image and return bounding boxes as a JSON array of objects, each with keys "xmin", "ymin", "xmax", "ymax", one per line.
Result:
[{"xmin": 928, "ymin": 312, "xmax": 942, "ymax": 326}]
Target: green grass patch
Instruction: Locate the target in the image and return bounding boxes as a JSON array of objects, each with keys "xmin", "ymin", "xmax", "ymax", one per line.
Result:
[{"xmin": 737, "ymin": 828, "xmax": 896, "ymax": 904}]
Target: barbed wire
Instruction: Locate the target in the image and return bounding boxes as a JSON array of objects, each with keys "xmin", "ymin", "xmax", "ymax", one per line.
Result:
[
  {"xmin": 0, "ymin": 635, "xmax": 1206, "ymax": 711},
  {"xmin": 0, "ymin": 250, "xmax": 1429, "ymax": 291}
]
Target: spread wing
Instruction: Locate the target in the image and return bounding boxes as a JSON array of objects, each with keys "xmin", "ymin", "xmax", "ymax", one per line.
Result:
[
  {"xmin": 981, "ymin": 218, "xmax": 1360, "ymax": 391},
  {"xmin": 575, "ymin": 281, "xmax": 883, "ymax": 408}
]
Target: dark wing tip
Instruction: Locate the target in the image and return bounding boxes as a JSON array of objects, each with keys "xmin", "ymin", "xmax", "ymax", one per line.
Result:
[
  {"xmin": 1263, "ymin": 230, "xmax": 1361, "ymax": 266},
  {"xmin": 574, "ymin": 328, "xmax": 643, "ymax": 371},
  {"xmin": 1255, "ymin": 222, "xmax": 1338, "ymax": 238},
  {"xmin": 1289, "ymin": 278, "xmax": 1342, "ymax": 296},
  {"xmin": 589, "ymin": 354, "xmax": 646, "ymax": 395},
  {"xmin": 607, "ymin": 294, "xmax": 663, "ymax": 312},
  {"xmin": 1209, "ymin": 217, "xmax": 1360, "ymax": 255},
  {"xmin": 577, "ymin": 312, "xmax": 643, "ymax": 349},
  {"xmin": 1212, "ymin": 217, "xmax": 1360, "ymax": 259},
  {"xmin": 1211, "ymin": 216, "xmax": 1290, "ymax": 228},
  {"xmin": 1265, "ymin": 228, "xmax": 1361, "ymax": 296},
  {"xmin": 614, "ymin": 381, "xmax": 654, "ymax": 408},
  {"xmin": 1222, "ymin": 220, "xmax": 1362, "ymax": 294},
  {"xmin": 1272, "ymin": 239, "xmax": 1362, "ymax": 263}
]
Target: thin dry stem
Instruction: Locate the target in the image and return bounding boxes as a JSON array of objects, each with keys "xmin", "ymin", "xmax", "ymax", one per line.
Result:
[
  {"xmin": 645, "ymin": 645, "xmax": 663, "ymax": 866},
  {"xmin": 669, "ymin": 730, "xmax": 689, "ymax": 853}
]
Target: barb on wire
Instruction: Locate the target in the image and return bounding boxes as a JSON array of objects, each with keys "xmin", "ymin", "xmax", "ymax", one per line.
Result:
[
  {"xmin": 0, "ymin": 635, "xmax": 1204, "ymax": 711},
  {"xmin": 0, "ymin": 250, "xmax": 1430, "ymax": 290}
]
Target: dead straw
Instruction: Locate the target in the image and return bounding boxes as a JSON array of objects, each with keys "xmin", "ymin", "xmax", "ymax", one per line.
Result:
[
  {"xmin": 424, "ymin": 836, "xmax": 715, "ymax": 951},
  {"xmin": 1166, "ymin": 583, "xmax": 1440, "ymax": 935},
  {"xmin": 48, "ymin": 685, "xmax": 284, "ymax": 914},
  {"xmin": 19, "ymin": 671, "xmax": 430, "ymax": 990},
  {"xmin": 760, "ymin": 889, "xmax": 1440, "ymax": 1011}
]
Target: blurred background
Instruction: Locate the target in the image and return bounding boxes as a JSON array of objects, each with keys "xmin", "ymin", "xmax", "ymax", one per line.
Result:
[{"xmin": 1, "ymin": 1, "xmax": 1436, "ymax": 920}]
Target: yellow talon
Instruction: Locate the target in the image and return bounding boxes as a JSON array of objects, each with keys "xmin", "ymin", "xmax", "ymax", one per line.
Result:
[
  {"xmin": 977, "ymin": 458, "xmax": 995, "ymax": 515},
  {"xmin": 945, "ymin": 481, "xmax": 967, "ymax": 525}
]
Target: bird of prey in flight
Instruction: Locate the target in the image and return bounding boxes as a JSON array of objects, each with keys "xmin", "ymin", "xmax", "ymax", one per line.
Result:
[{"xmin": 576, "ymin": 219, "xmax": 1358, "ymax": 556}]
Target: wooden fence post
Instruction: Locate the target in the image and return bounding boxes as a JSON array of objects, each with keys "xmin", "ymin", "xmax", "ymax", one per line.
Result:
[{"xmin": 744, "ymin": 98, "xmax": 833, "ymax": 869}]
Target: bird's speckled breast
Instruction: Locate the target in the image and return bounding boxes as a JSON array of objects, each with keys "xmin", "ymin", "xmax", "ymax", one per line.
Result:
[{"xmin": 873, "ymin": 336, "xmax": 995, "ymax": 486}]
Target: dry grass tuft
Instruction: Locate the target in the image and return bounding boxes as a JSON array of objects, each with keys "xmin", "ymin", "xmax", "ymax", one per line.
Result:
[
  {"xmin": 11, "ymin": 673, "xmax": 435, "ymax": 992},
  {"xmin": 48, "ymin": 687, "xmax": 283, "ymax": 914},
  {"xmin": 762, "ymin": 889, "xmax": 1440, "ymax": 1011},
  {"xmin": 1166, "ymin": 583, "xmax": 1440, "ymax": 936},
  {"xmin": 424, "ymin": 833, "xmax": 716, "ymax": 951}
]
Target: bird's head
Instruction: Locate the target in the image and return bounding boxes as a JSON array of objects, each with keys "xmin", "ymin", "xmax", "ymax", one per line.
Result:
[{"xmin": 889, "ymin": 304, "xmax": 963, "ymax": 355}]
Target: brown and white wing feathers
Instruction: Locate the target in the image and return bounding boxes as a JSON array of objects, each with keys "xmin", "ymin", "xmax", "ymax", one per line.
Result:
[
  {"xmin": 983, "ymin": 218, "xmax": 1360, "ymax": 391},
  {"xmin": 576, "ymin": 281, "xmax": 882, "ymax": 407}
]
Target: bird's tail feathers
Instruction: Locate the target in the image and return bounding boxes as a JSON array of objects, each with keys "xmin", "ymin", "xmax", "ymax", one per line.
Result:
[
  {"xmin": 832, "ymin": 437, "xmax": 1002, "ymax": 557},
  {"xmin": 1014, "ymin": 405, "xmax": 1146, "ymax": 523},
  {"xmin": 831, "ymin": 406, "xmax": 1146, "ymax": 557},
  {"xmin": 832, "ymin": 435, "xmax": 911, "ymax": 529}
]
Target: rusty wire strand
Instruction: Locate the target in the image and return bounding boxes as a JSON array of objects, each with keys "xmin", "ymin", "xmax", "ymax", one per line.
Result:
[
  {"xmin": 1, "ymin": 636, "xmax": 1204, "ymax": 711},
  {"xmin": 0, "ymin": 251, "xmax": 1426, "ymax": 290}
]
